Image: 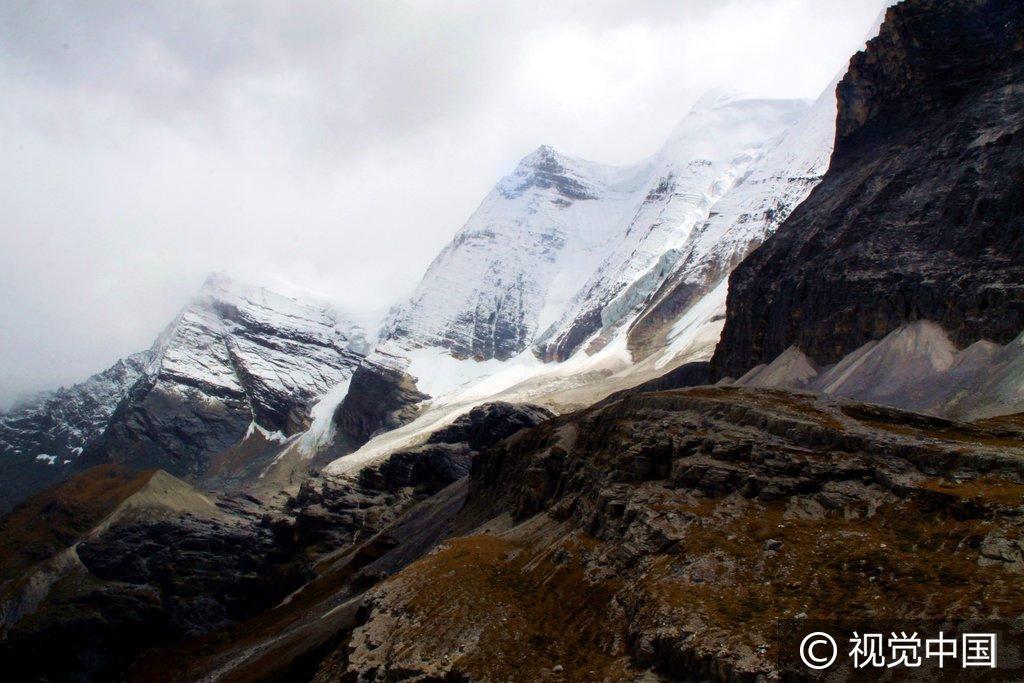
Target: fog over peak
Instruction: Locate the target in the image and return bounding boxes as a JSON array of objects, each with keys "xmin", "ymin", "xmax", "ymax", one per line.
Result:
[{"xmin": 0, "ymin": 0, "xmax": 886, "ymax": 408}]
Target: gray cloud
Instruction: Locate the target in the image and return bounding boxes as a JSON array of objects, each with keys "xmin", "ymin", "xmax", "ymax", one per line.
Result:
[{"xmin": 0, "ymin": 0, "xmax": 886, "ymax": 408}]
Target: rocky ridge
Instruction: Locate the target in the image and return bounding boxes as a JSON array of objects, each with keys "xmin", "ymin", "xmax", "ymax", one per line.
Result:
[
  {"xmin": 335, "ymin": 387, "xmax": 1024, "ymax": 681},
  {"xmin": 0, "ymin": 273, "xmax": 367, "ymax": 511},
  {"xmin": 713, "ymin": 0, "xmax": 1024, "ymax": 379},
  {"xmin": 0, "ymin": 401, "xmax": 552, "ymax": 682}
]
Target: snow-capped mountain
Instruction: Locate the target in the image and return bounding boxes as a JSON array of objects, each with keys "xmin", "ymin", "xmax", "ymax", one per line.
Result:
[
  {"xmin": 0, "ymin": 273, "xmax": 366, "ymax": 509},
  {"xmin": 383, "ymin": 145, "xmax": 648, "ymax": 362},
  {"xmin": 626, "ymin": 77, "xmax": 840, "ymax": 362},
  {"xmin": 0, "ymin": 352, "xmax": 151, "ymax": 468},
  {"xmin": 380, "ymin": 94, "xmax": 811, "ymax": 378},
  {"xmin": 96, "ymin": 273, "xmax": 366, "ymax": 476},
  {"xmin": 535, "ymin": 93, "xmax": 809, "ymax": 361},
  {"xmin": 151, "ymin": 273, "xmax": 366, "ymax": 435},
  {"xmin": 323, "ymin": 92, "xmax": 835, "ymax": 461}
]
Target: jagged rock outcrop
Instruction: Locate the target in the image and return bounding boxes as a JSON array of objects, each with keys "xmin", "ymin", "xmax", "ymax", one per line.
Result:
[
  {"xmin": 422, "ymin": 401, "xmax": 555, "ymax": 451},
  {"xmin": 714, "ymin": 0, "xmax": 1024, "ymax": 379},
  {"xmin": 337, "ymin": 387, "xmax": 1024, "ymax": 681},
  {"xmin": 292, "ymin": 401, "xmax": 553, "ymax": 552},
  {"xmin": 330, "ymin": 354, "xmax": 429, "ymax": 453}
]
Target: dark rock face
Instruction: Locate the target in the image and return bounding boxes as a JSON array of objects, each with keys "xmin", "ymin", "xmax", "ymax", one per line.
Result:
[
  {"xmin": 537, "ymin": 306, "xmax": 603, "ymax": 363},
  {"xmin": 296, "ymin": 402, "xmax": 554, "ymax": 550},
  {"xmin": 331, "ymin": 358, "xmax": 429, "ymax": 451},
  {"xmin": 713, "ymin": 0, "xmax": 1024, "ymax": 379},
  {"xmin": 77, "ymin": 518, "xmax": 307, "ymax": 626},
  {"xmin": 424, "ymin": 401, "xmax": 555, "ymax": 451},
  {"xmin": 341, "ymin": 387, "xmax": 1024, "ymax": 681},
  {"xmin": 469, "ymin": 389, "xmax": 1024, "ymax": 525},
  {"xmin": 595, "ymin": 361, "xmax": 712, "ymax": 408},
  {"xmin": 0, "ymin": 514, "xmax": 309, "ymax": 683},
  {"xmin": 89, "ymin": 378, "xmax": 252, "ymax": 480},
  {"xmin": 352, "ymin": 402, "xmax": 555, "ymax": 496}
]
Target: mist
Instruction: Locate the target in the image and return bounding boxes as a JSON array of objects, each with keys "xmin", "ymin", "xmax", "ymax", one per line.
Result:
[{"xmin": 0, "ymin": 0, "xmax": 887, "ymax": 408}]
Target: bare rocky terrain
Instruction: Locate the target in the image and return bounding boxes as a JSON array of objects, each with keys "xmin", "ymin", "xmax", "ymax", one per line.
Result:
[
  {"xmin": 321, "ymin": 388, "xmax": 1024, "ymax": 680},
  {"xmin": 1, "ymin": 0, "xmax": 1023, "ymax": 680}
]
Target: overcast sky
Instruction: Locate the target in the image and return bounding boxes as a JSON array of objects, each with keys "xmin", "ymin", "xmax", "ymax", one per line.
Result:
[{"xmin": 0, "ymin": 0, "xmax": 886, "ymax": 408}]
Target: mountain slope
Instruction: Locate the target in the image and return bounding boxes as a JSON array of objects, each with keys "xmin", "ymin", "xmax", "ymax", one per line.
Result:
[
  {"xmin": 734, "ymin": 319, "xmax": 1024, "ymax": 421},
  {"xmin": 0, "ymin": 353, "xmax": 152, "ymax": 511},
  {"xmin": 327, "ymin": 95, "xmax": 816, "ymax": 460},
  {"xmin": 713, "ymin": 0, "xmax": 1024, "ymax": 379},
  {"xmin": 0, "ymin": 274, "xmax": 366, "ymax": 510},
  {"xmin": 536, "ymin": 94, "xmax": 809, "ymax": 361},
  {"xmin": 331, "ymin": 387, "xmax": 1024, "ymax": 681},
  {"xmin": 382, "ymin": 96, "xmax": 808, "ymax": 370},
  {"xmin": 384, "ymin": 145, "xmax": 645, "ymax": 362},
  {"xmin": 92, "ymin": 273, "xmax": 366, "ymax": 479},
  {"xmin": 625, "ymin": 78, "xmax": 840, "ymax": 361}
]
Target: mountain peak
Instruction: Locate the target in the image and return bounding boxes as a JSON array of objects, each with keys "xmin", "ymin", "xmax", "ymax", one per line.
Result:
[
  {"xmin": 500, "ymin": 144, "xmax": 602, "ymax": 201},
  {"xmin": 515, "ymin": 144, "xmax": 572, "ymax": 172}
]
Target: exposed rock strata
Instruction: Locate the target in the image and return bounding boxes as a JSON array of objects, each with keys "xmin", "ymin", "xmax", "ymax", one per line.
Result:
[
  {"xmin": 714, "ymin": 0, "xmax": 1024, "ymax": 379},
  {"xmin": 337, "ymin": 387, "xmax": 1024, "ymax": 681}
]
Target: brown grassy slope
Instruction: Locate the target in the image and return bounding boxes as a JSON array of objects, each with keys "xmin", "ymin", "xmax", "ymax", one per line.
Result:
[{"xmin": 0, "ymin": 464, "xmax": 154, "ymax": 583}]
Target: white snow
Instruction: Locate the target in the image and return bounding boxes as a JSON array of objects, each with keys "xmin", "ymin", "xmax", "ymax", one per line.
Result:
[
  {"xmin": 297, "ymin": 377, "xmax": 352, "ymax": 456},
  {"xmin": 404, "ymin": 346, "xmax": 543, "ymax": 400},
  {"xmin": 244, "ymin": 420, "xmax": 288, "ymax": 444},
  {"xmin": 35, "ymin": 454, "xmax": 57, "ymax": 465},
  {"xmin": 319, "ymin": 88, "xmax": 840, "ymax": 471},
  {"xmin": 537, "ymin": 95, "xmax": 812, "ymax": 355},
  {"xmin": 655, "ymin": 277, "xmax": 730, "ymax": 369}
]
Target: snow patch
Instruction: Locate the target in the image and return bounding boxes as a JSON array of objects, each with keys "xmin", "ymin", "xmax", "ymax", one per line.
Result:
[
  {"xmin": 244, "ymin": 421, "xmax": 288, "ymax": 444},
  {"xmin": 297, "ymin": 378, "xmax": 352, "ymax": 456},
  {"xmin": 655, "ymin": 277, "xmax": 729, "ymax": 369}
]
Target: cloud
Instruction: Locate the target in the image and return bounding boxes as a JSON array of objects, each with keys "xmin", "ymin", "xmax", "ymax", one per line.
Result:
[{"xmin": 0, "ymin": 0, "xmax": 886, "ymax": 407}]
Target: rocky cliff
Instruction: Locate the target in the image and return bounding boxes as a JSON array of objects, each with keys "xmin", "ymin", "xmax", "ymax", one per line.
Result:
[
  {"xmin": 0, "ymin": 402, "xmax": 551, "ymax": 681},
  {"xmin": 713, "ymin": 0, "xmax": 1024, "ymax": 379}
]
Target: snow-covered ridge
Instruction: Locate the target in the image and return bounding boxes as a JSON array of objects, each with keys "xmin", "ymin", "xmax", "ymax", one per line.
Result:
[
  {"xmin": 383, "ymin": 93, "xmax": 813, "ymax": 374},
  {"xmin": 152, "ymin": 272, "xmax": 366, "ymax": 416},
  {"xmin": 0, "ymin": 273, "xmax": 367, "ymax": 474},
  {"xmin": 536, "ymin": 95, "xmax": 811, "ymax": 360},
  {"xmin": 0, "ymin": 350, "xmax": 152, "ymax": 465}
]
